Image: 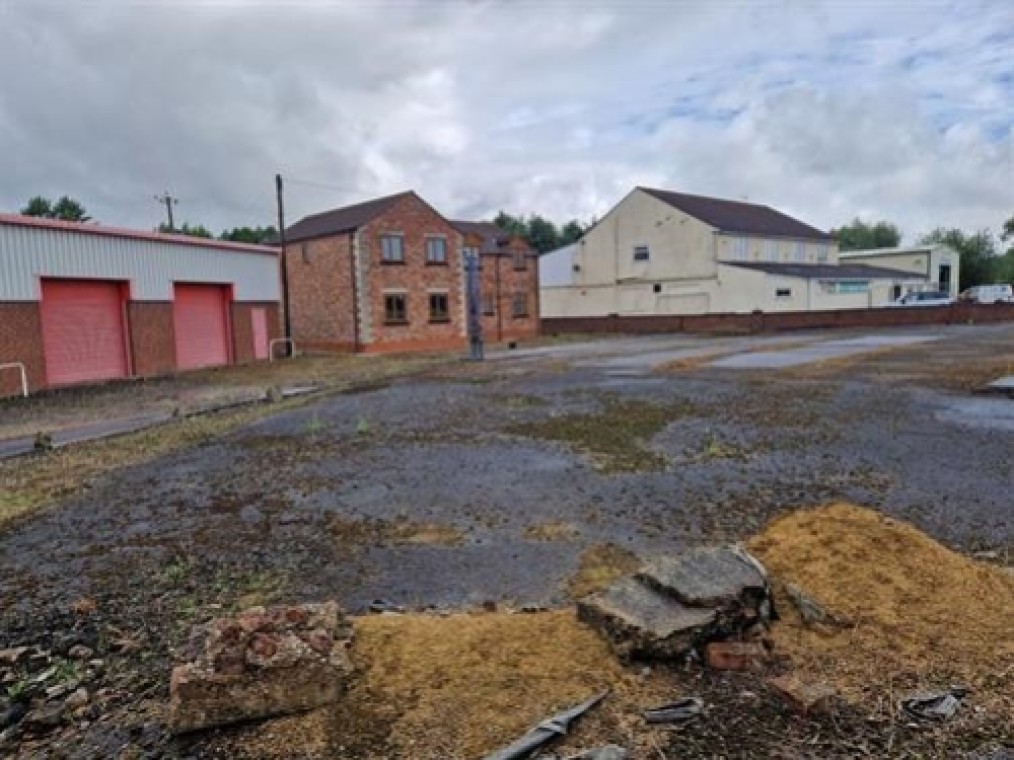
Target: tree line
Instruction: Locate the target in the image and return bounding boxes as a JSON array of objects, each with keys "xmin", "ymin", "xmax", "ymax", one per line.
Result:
[
  {"xmin": 15, "ymin": 195, "xmax": 1014, "ymax": 290},
  {"xmin": 832, "ymin": 217, "xmax": 1014, "ymax": 290}
]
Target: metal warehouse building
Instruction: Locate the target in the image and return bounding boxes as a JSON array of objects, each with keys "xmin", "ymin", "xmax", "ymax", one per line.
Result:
[{"xmin": 0, "ymin": 213, "xmax": 281, "ymax": 396}]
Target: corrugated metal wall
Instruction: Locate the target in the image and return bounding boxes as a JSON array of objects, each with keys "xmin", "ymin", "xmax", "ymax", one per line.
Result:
[{"xmin": 0, "ymin": 223, "xmax": 279, "ymax": 302}]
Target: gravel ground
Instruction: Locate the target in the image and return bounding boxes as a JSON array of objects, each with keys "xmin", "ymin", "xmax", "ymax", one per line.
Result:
[{"xmin": 1, "ymin": 325, "xmax": 1011, "ymax": 758}]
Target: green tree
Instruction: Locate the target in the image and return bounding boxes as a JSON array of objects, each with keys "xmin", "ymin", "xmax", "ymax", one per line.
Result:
[
  {"xmin": 493, "ymin": 211, "xmax": 527, "ymax": 239},
  {"xmin": 220, "ymin": 226, "xmax": 278, "ymax": 245},
  {"xmin": 160, "ymin": 221, "xmax": 213, "ymax": 238},
  {"xmin": 21, "ymin": 196, "xmax": 53, "ymax": 217},
  {"xmin": 919, "ymin": 228, "xmax": 998, "ymax": 290},
  {"xmin": 831, "ymin": 218, "xmax": 902, "ymax": 251},
  {"xmin": 525, "ymin": 215, "xmax": 560, "ymax": 254},
  {"xmin": 1002, "ymin": 215, "xmax": 1014, "ymax": 248},
  {"xmin": 21, "ymin": 195, "xmax": 91, "ymax": 221},
  {"xmin": 559, "ymin": 220, "xmax": 586, "ymax": 245}
]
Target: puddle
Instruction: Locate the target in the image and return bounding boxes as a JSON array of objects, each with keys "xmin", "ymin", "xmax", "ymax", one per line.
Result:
[{"xmin": 935, "ymin": 396, "xmax": 1014, "ymax": 432}]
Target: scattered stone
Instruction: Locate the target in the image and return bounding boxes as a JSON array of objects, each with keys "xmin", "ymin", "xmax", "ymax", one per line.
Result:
[
  {"xmin": 169, "ymin": 601, "xmax": 353, "ymax": 733},
  {"xmin": 901, "ymin": 688, "xmax": 966, "ymax": 722},
  {"xmin": 65, "ymin": 688, "xmax": 89, "ymax": 710},
  {"xmin": 784, "ymin": 583, "xmax": 846, "ymax": 627},
  {"xmin": 705, "ymin": 641, "xmax": 768, "ymax": 671},
  {"xmin": 767, "ymin": 674, "xmax": 838, "ymax": 715},
  {"xmin": 33, "ymin": 431, "xmax": 53, "ymax": 451},
  {"xmin": 71, "ymin": 597, "xmax": 97, "ymax": 616},
  {"xmin": 577, "ymin": 578, "xmax": 717, "ymax": 659},
  {"xmin": 45, "ymin": 683, "xmax": 74, "ymax": 700},
  {"xmin": 21, "ymin": 703, "xmax": 66, "ymax": 734},
  {"xmin": 569, "ymin": 746, "xmax": 629, "ymax": 760},
  {"xmin": 0, "ymin": 647, "xmax": 31, "ymax": 666},
  {"xmin": 0, "ymin": 702, "xmax": 27, "ymax": 730},
  {"xmin": 971, "ymin": 550, "xmax": 999, "ymax": 562},
  {"xmin": 67, "ymin": 645, "xmax": 94, "ymax": 661},
  {"xmin": 643, "ymin": 697, "xmax": 704, "ymax": 724}
]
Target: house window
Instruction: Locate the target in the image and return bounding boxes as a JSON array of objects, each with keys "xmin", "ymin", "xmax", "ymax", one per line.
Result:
[
  {"xmin": 384, "ymin": 293, "xmax": 407, "ymax": 323},
  {"xmin": 793, "ymin": 242, "xmax": 806, "ymax": 262},
  {"xmin": 381, "ymin": 234, "xmax": 404, "ymax": 263},
  {"xmin": 764, "ymin": 240, "xmax": 780, "ymax": 262},
  {"xmin": 428, "ymin": 292, "xmax": 449, "ymax": 322},
  {"xmin": 513, "ymin": 251, "xmax": 527, "ymax": 270},
  {"xmin": 775, "ymin": 287, "xmax": 792, "ymax": 298},
  {"xmin": 731, "ymin": 237, "xmax": 748, "ymax": 260},
  {"xmin": 426, "ymin": 237, "xmax": 447, "ymax": 264},
  {"xmin": 482, "ymin": 294, "xmax": 496, "ymax": 315},
  {"xmin": 301, "ymin": 242, "xmax": 312, "ymax": 264},
  {"xmin": 633, "ymin": 245, "xmax": 650, "ymax": 261},
  {"xmin": 653, "ymin": 283, "xmax": 662, "ymax": 294},
  {"xmin": 511, "ymin": 291, "xmax": 529, "ymax": 317},
  {"xmin": 815, "ymin": 244, "xmax": 830, "ymax": 263}
]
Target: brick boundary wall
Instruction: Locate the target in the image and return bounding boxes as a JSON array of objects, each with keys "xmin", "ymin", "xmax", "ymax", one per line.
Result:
[
  {"xmin": 541, "ymin": 303, "xmax": 1014, "ymax": 336},
  {"xmin": 128, "ymin": 301, "xmax": 176, "ymax": 378},
  {"xmin": 0, "ymin": 302, "xmax": 46, "ymax": 395}
]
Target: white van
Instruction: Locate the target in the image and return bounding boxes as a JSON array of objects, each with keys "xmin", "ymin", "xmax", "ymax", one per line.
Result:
[{"xmin": 958, "ymin": 284, "xmax": 1013, "ymax": 304}]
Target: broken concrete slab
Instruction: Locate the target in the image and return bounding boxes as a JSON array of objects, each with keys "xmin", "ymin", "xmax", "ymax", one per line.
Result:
[
  {"xmin": 637, "ymin": 546, "xmax": 767, "ymax": 607},
  {"xmin": 579, "ymin": 545, "xmax": 773, "ymax": 662},
  {"xmin": 577, "ymin": 578, "xmax": 717, "ymax": 659},
  {"xmin": 169, "ymin": 602, "xmax": 353, "ymax": 733}
]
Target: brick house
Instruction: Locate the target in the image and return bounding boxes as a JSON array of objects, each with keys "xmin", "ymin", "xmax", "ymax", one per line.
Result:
[
  {"xmin": 283, "ymin": 191, "xmax": 538, "ymax": 353},
  {"xmin": 451, "ymin": 221, "xmax": 539, "ymax": 343}
]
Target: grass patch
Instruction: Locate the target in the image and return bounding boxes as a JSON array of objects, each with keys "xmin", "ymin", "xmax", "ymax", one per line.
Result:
[
  {"xmin": 507, "ymin": 396, "xmax": 689, "ymax": 473},
  {"xmin": 329, "ymin": 517, "xmax": 464, "ymax": 551},
  {"xmin": 566, "ymin": 543, "xmax": 642, "ymax": 600},
  {"xmin": 523, "ymin": 520, "xmax": 581, "ymax": 542}
]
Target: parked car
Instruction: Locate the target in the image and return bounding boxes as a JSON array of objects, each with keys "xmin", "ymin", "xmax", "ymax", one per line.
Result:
[
  {"xmin": 958, "ymin": 284, "xmax": 1014, "ymax": 304},
  {"xmin": 890, "ymin": 291, "xmax": 955, "ymax": 307}
]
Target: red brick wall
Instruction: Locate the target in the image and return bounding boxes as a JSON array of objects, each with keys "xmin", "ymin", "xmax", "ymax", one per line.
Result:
[
  {"xmin": 542, "ymin": 302, "xmax": 1014, "ymax": 336},
  {"xmin": 0, "ymin": 302, "xmax": 45, "ymax": 396},
  {"xmin": 479, "ymin": 237, "xmax": 540, "ymax": 343},
  {"xmin": 231, "ymin": 302, "xmax": 282, "ymax": 363},
  {"xmin": 361, "ymin": 194, "xmax": 466, "ymax": 351},
  {"xmin": 128, "ymin": 301, "xmax": 175, "ymax": 377},
  {"xmin": 284, "ymin": 233, "xmax": 358, "ymax": 352}
]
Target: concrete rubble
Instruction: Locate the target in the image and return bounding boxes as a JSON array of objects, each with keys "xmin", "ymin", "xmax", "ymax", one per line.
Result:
[
  {"xmin": 577, "ymin": 546, "xmax": 772, "ymax": 661},
  {"xmin": 169, "ymin": 601, "xmax": 354, "ymax": 733}
]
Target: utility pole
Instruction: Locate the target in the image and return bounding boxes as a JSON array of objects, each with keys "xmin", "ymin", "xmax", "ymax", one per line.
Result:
[
  {"xmin": 154, "ymin": 192, "xmax": 178, "ymax": 232},
  {"xmin": 275, "ymin": 174, "xmax": 292, "ymax": 356}
]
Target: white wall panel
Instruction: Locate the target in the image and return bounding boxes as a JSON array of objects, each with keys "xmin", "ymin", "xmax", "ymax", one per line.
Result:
[{"xmin": 0, "ymin": 224, "xmax": 279, "ymax": 302}]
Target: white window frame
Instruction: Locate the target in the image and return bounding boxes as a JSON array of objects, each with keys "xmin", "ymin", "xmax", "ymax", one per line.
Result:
[
  {"xmin": 381, "ymin": 234, "xmax": 405, "ymax": 263},
  {"xmin": 793, "ymin": 242, "xmax": 806, "ymax": 262},
  {"xmin": 730, "ymin": 236, "xmax": 748, "ymax": 260}
]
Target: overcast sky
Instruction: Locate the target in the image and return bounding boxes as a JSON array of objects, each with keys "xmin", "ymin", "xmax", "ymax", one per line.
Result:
[{"xmin": 1, "ymin": 0, "xmax": 1011, "ymax": 241}]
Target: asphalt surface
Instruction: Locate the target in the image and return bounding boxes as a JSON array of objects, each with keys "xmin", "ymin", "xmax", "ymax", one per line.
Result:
[{"xmin": 0, "ymin": 323, "xmax": 1011, "ymax": 758}]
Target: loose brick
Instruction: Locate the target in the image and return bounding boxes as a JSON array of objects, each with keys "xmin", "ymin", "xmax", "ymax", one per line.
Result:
[{"xmin": 705, "ymin": 641, "xmax": 768, "ymax": 671}]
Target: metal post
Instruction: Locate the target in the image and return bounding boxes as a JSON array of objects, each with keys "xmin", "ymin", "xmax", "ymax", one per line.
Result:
[
  {"xmin": 465, "ymin": 251, "xmax": 484, "ymax": 361},
  {"xmin": 276, "ymin": 174, "xmax": 293, "ymax": 357}
]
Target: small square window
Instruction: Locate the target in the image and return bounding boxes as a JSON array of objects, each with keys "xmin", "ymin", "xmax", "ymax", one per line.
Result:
[
  {"xmin": 511, "ymin": 292, "xmax": 528, "ymax": 317},
  {"xmin": 429, "ymin": 292, "xmax": 449, "ymax": 322},
  {"xmin": 633, "ymin": 245, "xmax": 649, "ymax": 261},
  {"xmin": 513, "ymin": 251, "xmax": 527, "ymax": 270},
  {"xmin": 384, "ymin": 293, "xmax": 407, "ymax": 323},
  {"xmin": 381, "ymin": 234, "xmax": 404, "ymax": 263},
  {"xmin": 482, "ymin": 294, "xmax": 496, "ymax": 316},
  {"xmin": 426, "ymin": 237, "xmax": 447, "ymax": 264},
  {"xmin": 301, "ymin": 242, "xmax": 312, "ymax": 264},
  {"xmin": 653, "ymin": 283, "xmax": 662, "ymax": 294}
]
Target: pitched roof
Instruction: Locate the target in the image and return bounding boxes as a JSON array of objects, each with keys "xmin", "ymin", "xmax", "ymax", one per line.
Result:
[
  {"xmin": 839, "ymin": 244, "xmax": 954, "ymax": 258},
  {"xmin": 639, "ymin": 187, "xmax": 834, "ymax": 241},
  {"xmin": 0, "ymin": 213, "xmax": 278, "ymax": 255},
  {"xmin": 284, "ymin": 191, "xmax": 412, "ymax": 243},
  {"xmin": 450, "ymin": 220, "xmax": 528, "ymax": 254},
  {"xmin": 722, "ymin": 261, "xmax": 926, "ymax": 280}
]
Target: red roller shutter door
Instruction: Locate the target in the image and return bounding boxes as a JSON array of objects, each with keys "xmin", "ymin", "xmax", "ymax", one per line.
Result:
[
  {"xmin": 173, "ymin": 284, "xmax": 231, "ymax": 370},
  {"xmin": 40, "ymin": 280, "xmax": 129, "ymax": 386}
]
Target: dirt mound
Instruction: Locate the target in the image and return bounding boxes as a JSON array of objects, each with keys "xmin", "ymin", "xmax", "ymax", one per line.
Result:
[
  {"xmin": 748, "ymin": 502, "xmax": 1014, "ymax": 716},
  {"xmin": 348, "ymin": 610, "xmax": 668, "ymax": 759}
]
